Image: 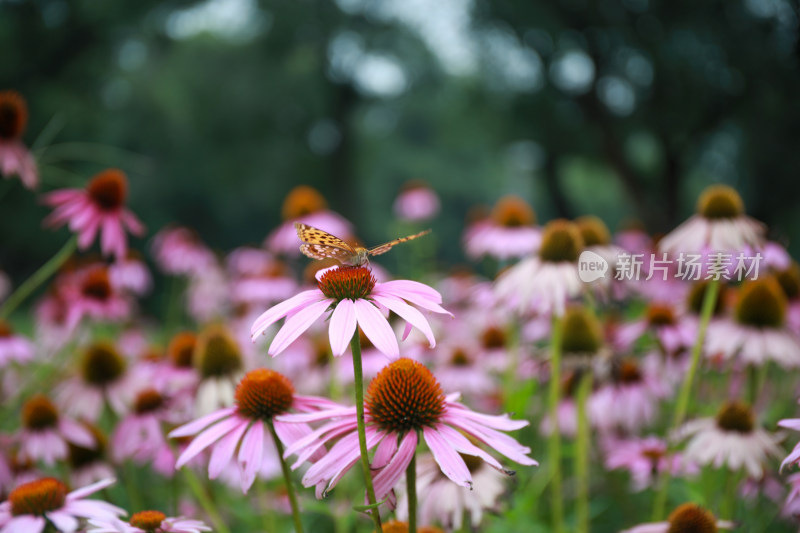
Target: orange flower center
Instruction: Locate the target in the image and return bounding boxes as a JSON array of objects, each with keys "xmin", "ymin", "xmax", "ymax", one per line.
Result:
[
  {"xmin": 615, "ymin": 359, "xmax": 642, "ymax": 385},
  {"xmin": 696, "ymin": 184, "xmax": 744, "ymax": 220},
  {"xmin": 538, "ymin": 219, "xmax": 584, "ymax": 263},
  {"xmin": 282, "ymin": 185, "xmax": 327, "ymax": 220},
  {"xmin": 449, "ymin": 348, "xmax": 471, "ymax": 367},
  {"xmin": 134, "ymin": 389, "xmax": 165, "ymax": 414},
  {"xmin": 168, "ymin": 331, "xmax": 197, "ymax": 368},
  {"xmin": 81, "ymin": 268, "xmax": 112, "ymax": 301},
  {"xmin": 481, "ymin": 326, "xmax": 506, "ymax": 349},
  {"xmin": 22, "ymin": 395, "xmax": 59, "ymax": 430},
  {"xmin": 576, "ymin": 215, "xmax": 611, "ymax": 246},
  {"xmin": 81, "ymin": 341, "xmax": 126, "ymax": 386},
  {"xmin": 0, "ymin": 90, "xmax": 28, "ymax": 140},
  {"xmin": 715, "ymin": 401, "xmax": 755, "ymax": 434},
  {"xmin": 317, "ymin": 266, "xmax": 376, "ymax": 301},
  {"xmin": 87, "ymin": 169, "xmax": 128, "ymax": 211},
  {"xmin": 130, "ymin": 510, "xmax": 167, "ymax": 531},
  {"xmin": 666, "ymin": 503, "xmax": 718, "ymax": 533},
  {"xmin": 0, "ymin": 319, "xmax": 13, "ymax": 337},
  {"xmin": 9, "ymin": 478, "xmax": 67, "ymax": 516},
  {"xmin": 235, "ymin": 369, "xmax": 294, "ymax": 420},
  {"xmin": 366, "ymin": 359, "xmax": 446, "ymax": 433},
  {"xmin": 491, "ymin": 196, "xmax": 536, "ymax": 228},
  {"xmin": 646, "ymin": 303, "xmax": 676, "ymax": 327}
]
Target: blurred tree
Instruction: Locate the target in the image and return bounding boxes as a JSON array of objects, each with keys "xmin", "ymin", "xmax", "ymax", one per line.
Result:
[{"xmin": 0, "ymin": 0, "xmax": 798, "ymax": 278}]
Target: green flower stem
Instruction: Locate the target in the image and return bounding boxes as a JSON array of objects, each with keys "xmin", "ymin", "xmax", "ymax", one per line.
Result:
[
  {"xmin": 268, "ymin": 420, "xmax": 304, "ymax": 533},
  {"xmin": 547, "ymin": 314, "xmax": 565, "ymax": 533},
  {"xmin": 575, "ymin": 370, "xmax": 593, "ymax": 533},
  {"xmin": 652, "ymin": 278, "xmax": 720, "ymax": 520},
  {"xmin": 183, "ymin": 468, "xmax": 232, "ymax": 533},
  {"xmin": 350, "ymin": 331, "xmax": 383, "ymax": 531},
  {"xmin": 0, "ymin": 236, "xmax": 77, "ymax": 320},
  {"xmin": 406, "ymin": 451, "xmax": 417, "ymax": 533}
]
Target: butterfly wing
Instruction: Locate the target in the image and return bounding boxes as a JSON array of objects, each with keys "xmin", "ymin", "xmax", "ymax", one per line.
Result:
[
  {"xmin": 300, "ymin": 243, "xmax": 358, "ymax": 263},
  {"xmin": 368, "ymin": 229, "xmax": 431, "ymax": 256},
  {"xmin": 295, "ymin": 223, "xmax": 356, "ymax": 263}
]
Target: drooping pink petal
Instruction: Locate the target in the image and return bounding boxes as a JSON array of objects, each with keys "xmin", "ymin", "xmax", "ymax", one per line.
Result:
[
  {"xmin": 423, "ymin": 426, "xmax": 472, "ymax": 488},
  {"xmin": 238, "ymin": 420, "xmax": 265, "ymax": 492},
  {"xmin": 372, "ymin": 431, "xmax": 399, "ymax": 469},
  {"xmin": 169, "ymin": 408, "xmax": 235, "ymax": 438},
  {"xmin": 328, "ymin": 299, "xmax": 357, "ymax": 356},
  {"xmin": 209, "ymin": 420, "xmax": 250, "ymax": 479},
  {"xmin": 372, "ymin": 293, "xmax": 436, "ymax": 347},
  {"xmin": 43, "ymin": 511, "xmax": 78, "ymax": 532},
  {"xmin": 269, "ymin": 299, "xmax": 332, "ymax": 356},
  {"xmin": 175, "ymin": 416, "xmax": 242, "ymax": 469},
  {"xmin": 3, "ymin": 515, "xmax": 45, "ymax": 533},
  {"xmin": 354, "ymin": 299, "xmax": 398, "ymax": 359},
  {"xmin": 433, "ymin": 423, "xmax": 508, "ymax": 471},
  {"xmin": 65, "ymin": 477, "xmax": 116, "ymax": 500},
  {"xmin": 250, "ymin": 290, "xmax": 324, "ymax": 340},
  {"xmin": 372, "ymin": 431, "xmax": 417, "ymax": 500},
  {"xmin": 59, "ymin": 419, "xmax": 95, "ymax": 448}
]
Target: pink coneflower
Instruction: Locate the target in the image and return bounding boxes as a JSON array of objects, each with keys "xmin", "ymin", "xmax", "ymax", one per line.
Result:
[
  {"xmin": 0, "ymin": 90, "xmax": 37, "ymax": 189},
  {"xmin": 88, "ymin": 511, "xmax": 211, "ymax": 533},
  {"xmin": 109, "ymin": 251, "xmax": 152, "ymax": 296},
  {"xmin": 676, "ymin": 401, "xmax": 782, "ymax": 478},
  {"xmin": 281, "ymin": 358, "xmax": 536, "ymax": 500},
  {"xmin": 151, "ymin": 226, "xmax": 216, "ymax": 277},
  {"xmin": 150, "ymin": 332, "xmax": 200, "ymax": 394},
  {"xmin": 43, "ymin": 169, "xmax": 144, "ymax": 260},
  {"xmin": 111, "ymin": 387, "xmax": 186, "ymax": 467},
  {"xmin": 228, "ymin": 250, "xmax": 297, "ymax": 307},
  {"xmin": 659, "ymin": 184, "xmax": 764, "ymax": 255},
  {"xmin": 0, "ymin": 319, "xmax": 34, "ymax": 368},
  {"xmin": 614, "ymin": 302, "xmax": 696, "ymax": 355},
  {"xmin": 67, "ymin": 424, "xmax": 115, "ymax": 489},
  {"xmin": 250, "ymin": 265, "xmax": 450, "ymax": 360},
  {"xmin": 464, "ymin": 196, "xmax": 541, "ymax": 261},
  {"xmin": 603, "ymin": 436, "xmax": 694, "ymax": 491},
  {"xmin": 57, "ymin": 341, "xmax": 137, "ymax": 421},
  {"xmin": 265, "ymin": 185, "xmax": 353, "ymax": 256},
  {"xmin": 393, "ymin": 181, "xmax": 440, "ymax": 222},
  {"xmin": 0, "ymin": 477, "xmax": 124, "ymax": 533},
  {"xmin": 614, "ymin": 221, "xmax": 651, "ymax": 256},
  {"xmin": 186, "ymin": 265, "xmax": 228, "ymax": 323},
  {"xmin": 395, "ymin": 453, "xmax": 508, "ymax": 530},
  {"xmin": 705, "ymin": 277, "xmax": 800, "ymax": 368},
  {"xmin": 17, "ymin": 395, "xmax": 95, "ymax": 466},
  {"xmin": 620, "ymin": 503, "xmax": 734, "ymax": 533},
  {"xmin": 494, "ymin": 219, "xmax": 584, "ymax": 317},
  {"xmin": 170, "ymin": 368, "xmax": 333, "ymax": 492},
  {"xmin": 591, "ymin": 357, "xmax": 668, "ymax": 434},
  {"xmin": 59, "ymin": 265, "xmax": 132, "ymax": 329}
]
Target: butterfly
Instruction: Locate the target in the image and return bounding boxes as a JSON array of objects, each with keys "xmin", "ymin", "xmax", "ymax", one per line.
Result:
[{"xmin": 295, "ymin": 222, "xmax": 431, "ymax": 266}]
